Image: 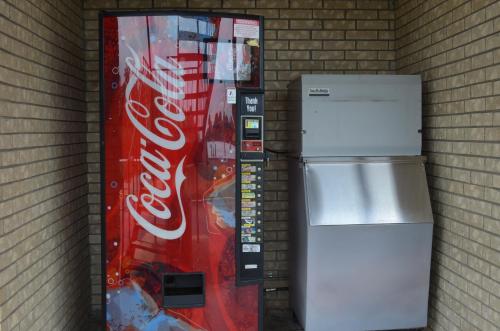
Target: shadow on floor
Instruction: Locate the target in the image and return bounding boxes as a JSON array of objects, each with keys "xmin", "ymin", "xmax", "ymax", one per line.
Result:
[
  {"xmin": 265, "ymin": 309, "xmax": 303, "ymax": 331},
  {"xmin": 264, "ymin": 310, "xmax": 428, "ymax": 331}
]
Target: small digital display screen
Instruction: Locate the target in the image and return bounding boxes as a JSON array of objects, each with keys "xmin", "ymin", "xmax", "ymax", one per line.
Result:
[{"xmin": 245, "ymin": 119, "xmax": 259, "ymax": 129}]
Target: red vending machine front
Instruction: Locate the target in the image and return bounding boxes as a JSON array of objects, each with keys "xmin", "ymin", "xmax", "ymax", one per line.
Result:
[{"xmin": 100, "ymin": 12, "xmax": 265, "ymax": 331}]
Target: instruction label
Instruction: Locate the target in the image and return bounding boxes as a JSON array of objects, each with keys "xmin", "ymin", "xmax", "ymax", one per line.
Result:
[
  {"xmin": 234, "ymin": 19, "xmax": 259, "ymax": 39},
  {"xmin": 227, "ymin": 88, "xmax": 236, "ymax": 104}
]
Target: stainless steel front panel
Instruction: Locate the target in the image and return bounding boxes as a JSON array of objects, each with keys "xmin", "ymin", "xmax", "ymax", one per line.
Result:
[
  {"xmin": 306, "ymin": 223, "xmax": 433, "ymax": 331},
  {"xmin": 289, "ymin": 157, "xmax": 434, "ymax": 331},
  {"xmin": 304, "ymin": 158, "xmax": 433, "ymax": 226}
]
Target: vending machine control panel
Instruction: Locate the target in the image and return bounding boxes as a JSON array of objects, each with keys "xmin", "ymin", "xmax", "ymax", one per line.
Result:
[{"xmin": 237, "ymin": 90, "xmax": 264, "ymax": 284}]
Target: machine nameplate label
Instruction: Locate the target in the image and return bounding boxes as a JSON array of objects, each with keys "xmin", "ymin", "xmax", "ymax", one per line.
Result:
[{"xmin": 308, "ymin": 87, "xmax": 330, "ymax": 96}]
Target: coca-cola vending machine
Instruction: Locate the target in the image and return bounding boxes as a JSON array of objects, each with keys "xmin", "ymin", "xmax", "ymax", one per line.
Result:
[{"xmin": 100, "ymin": 12, "xmax": 265, "ymax": 331}]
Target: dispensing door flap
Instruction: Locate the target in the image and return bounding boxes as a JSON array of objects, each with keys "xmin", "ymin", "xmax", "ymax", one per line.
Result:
[{"xmin": 163, "ymin": 273, "xmax": 205, "ymax": 308}]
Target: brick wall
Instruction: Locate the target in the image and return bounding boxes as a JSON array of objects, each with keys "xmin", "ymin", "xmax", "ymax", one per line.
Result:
[
  {"xmin": 83, "ymin": 0, "xmax": 396, "ymax": 317},
  {"xmin": 1, "ymin": 0, "xmax": 499, "ymax": 329},
  {"xmin": 396, "ymin": 0, "xmax": 500, "ymax": 330},
  {"xmin": 0, "ymin": 1, "xmax": 90, "ymax": 330}
]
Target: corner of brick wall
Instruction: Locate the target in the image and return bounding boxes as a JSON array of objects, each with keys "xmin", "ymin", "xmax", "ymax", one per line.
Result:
[
  {"xmin": 396, "ymin": 0, "xmax": 500, "ymax": 330},
  {"xmin": 0, "ymin": 0, "xmax": 90, "ymax": 330}
]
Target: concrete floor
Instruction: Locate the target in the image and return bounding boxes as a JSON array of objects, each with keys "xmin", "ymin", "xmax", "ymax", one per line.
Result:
[
  {"xmin": 91, "ymin": 310, "xmax": 425, "ymax": 330},
  {"xmin": 263, "ymin": 310, "xmax": 427, "ymax": 331},
  {"xmin": 265, "ymin": 310, "xmax": 303, "ymax": 331},
  {"xmin": 91, "ymin": 310, "xmax": 302, "ymax": 330}
]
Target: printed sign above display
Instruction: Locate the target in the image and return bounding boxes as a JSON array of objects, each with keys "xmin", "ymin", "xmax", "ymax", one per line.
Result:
[{"xmin": 234, "ymin": 19, "xmax": 260, "ymax": 39}]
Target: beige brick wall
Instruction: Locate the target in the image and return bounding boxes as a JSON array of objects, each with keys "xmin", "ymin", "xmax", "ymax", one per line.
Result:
[
  {"xmin": 4, "ymin": 0, "xmax": 500, "ymax": 329},
  {"xmin": 84, "ymin": 0, "xmax": 396, "ymax": 317},
  {"xmin": 396, "ymin": 0, "xmax": 500, "ymax": 330},
  {"xmin": 0, "ymin": 0, "xmax": 90, "ymax": 330}
]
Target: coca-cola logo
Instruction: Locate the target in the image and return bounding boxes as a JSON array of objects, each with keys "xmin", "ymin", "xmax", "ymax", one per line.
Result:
[{"xmin": 123, "ymin": 45, "xmax": 187, "ymax": 240}]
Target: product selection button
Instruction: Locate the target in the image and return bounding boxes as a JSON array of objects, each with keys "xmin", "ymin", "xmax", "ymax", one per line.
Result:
[
  {"xmin": 242, "ymin": 183, "xmax": 256, "ymax": 190},
  {"xmin": 242, "ymin": 192, "xmax": 256, "ymax": 199},
  {"xmin": 242, "ymin": 174, "xmax": 256, "ymax": 183},
  {"xmin": 242, "ymin": 200, "xmax": 256, "ymax": 208},
  {"xmin": 243, "ymin": 218, "xmax": 256, "ymax": 227},
  {"xmin": 242, "ymin": 164, "xmax": 257, "ymax": 172},
  {"xmin": 242, "ymin": 228, "xmax": 256, "ymax": 234},
  {"xmin": 242, "ymin": 210, "xmax": 256, "ymax": 217},
  {"xmin": 242, "ymin": 235, "xmax": 256, "ymax": 243}
]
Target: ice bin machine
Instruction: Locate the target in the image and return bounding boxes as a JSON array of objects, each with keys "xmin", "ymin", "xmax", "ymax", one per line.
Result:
[{"xmin": 288, "ymin": 75, "xmax": 433, "ymax": 331}]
